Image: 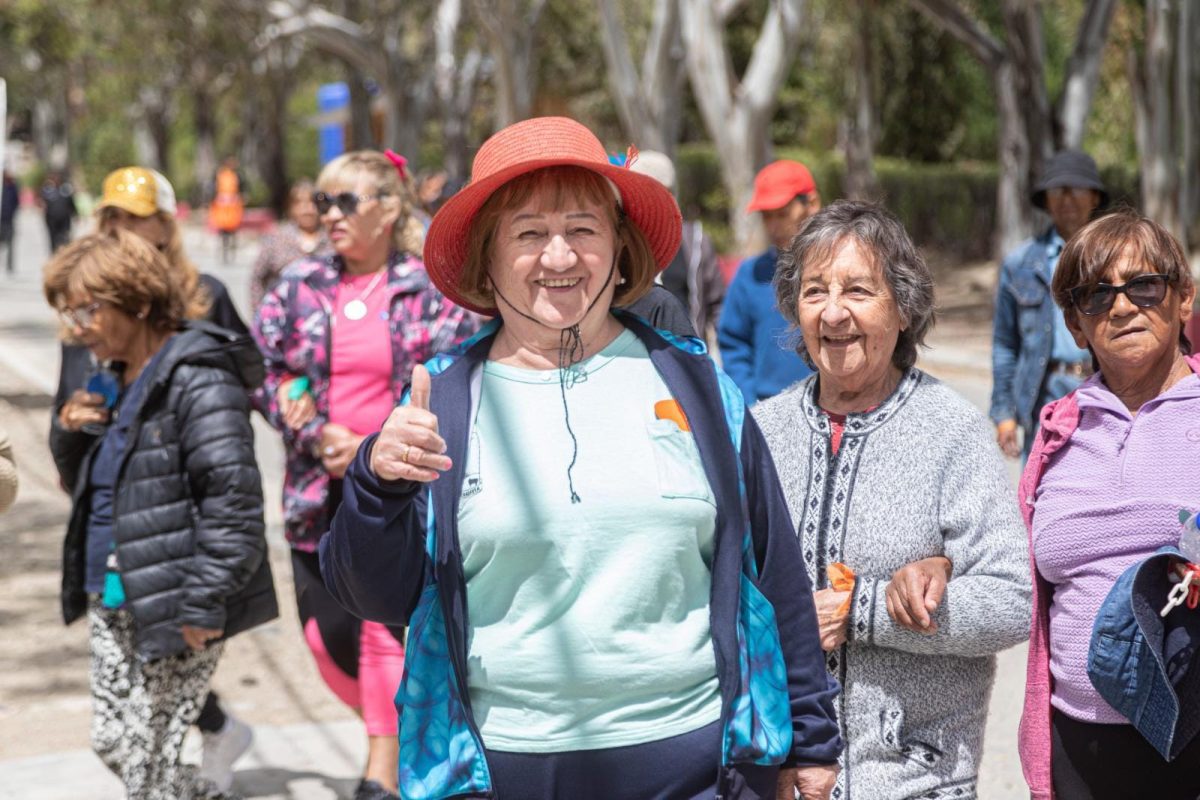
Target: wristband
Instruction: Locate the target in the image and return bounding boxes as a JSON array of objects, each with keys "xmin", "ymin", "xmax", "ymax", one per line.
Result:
[{"xmin": 286, "ymin": 376, "xmax": 310, "ymax": 401}]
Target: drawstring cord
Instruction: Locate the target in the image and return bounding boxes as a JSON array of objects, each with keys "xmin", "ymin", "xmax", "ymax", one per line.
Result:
[{"xmin": 488, "ymin": 228, "xmax": 622, "ymax": 503}]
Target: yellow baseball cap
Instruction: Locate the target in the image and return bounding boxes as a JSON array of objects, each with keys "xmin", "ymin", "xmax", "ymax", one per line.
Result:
[{"xmin": 97, "ymin": 167, "xmax": 177, "ymax": 217}]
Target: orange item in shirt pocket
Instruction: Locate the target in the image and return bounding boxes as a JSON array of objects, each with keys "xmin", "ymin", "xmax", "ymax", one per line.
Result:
[
  {"xmin": 827, "ymin": 562, "xmax": 857, "ymax": 616},
  {"xmin": 654, "ymin": 399, "xmax": 691, "ymax": 432}
]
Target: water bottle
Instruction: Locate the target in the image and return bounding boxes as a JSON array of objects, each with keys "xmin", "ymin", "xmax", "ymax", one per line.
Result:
[{"xmin": 81, "ymin": 355, "xmax": 120, "ymax": 435}]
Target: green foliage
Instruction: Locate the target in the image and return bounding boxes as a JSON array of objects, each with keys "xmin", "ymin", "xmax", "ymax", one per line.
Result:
[
  {"xmin": 0, "ymin": 0, "xmax": 1152, "ymax": 255},
  {"xmin": 876, "ymin": 3, "xmax": 995, "ymax": 162},
  {"xmin": 678, "ymin": 141, "xmax": 1139, "ymax": 259}
]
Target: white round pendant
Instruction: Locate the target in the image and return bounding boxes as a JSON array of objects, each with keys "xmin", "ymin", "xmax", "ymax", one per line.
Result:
[{"xmin": 343, "ymin": 300, "xmax": 368, "ymax": 321}]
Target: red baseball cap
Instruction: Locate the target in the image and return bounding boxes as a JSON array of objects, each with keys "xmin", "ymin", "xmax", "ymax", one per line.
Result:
[{"xmin": 745, "ymin": 160, "xmax": 817, "ymax": 213}]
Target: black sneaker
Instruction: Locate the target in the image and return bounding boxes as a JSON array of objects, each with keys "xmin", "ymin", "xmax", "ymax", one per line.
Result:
[{"xmin": 353, "ymin": 779, "xmax": 400, "ymax": 800}]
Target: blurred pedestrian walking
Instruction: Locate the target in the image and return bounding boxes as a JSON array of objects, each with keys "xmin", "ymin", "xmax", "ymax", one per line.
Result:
[
  {"xmin": 627, "ymin": 150, "xmax": 724, "ymax": 342},
  {"xmin": 0, "ymin": 424, "xmax": 17, "ymax": 514},
  {"xmin": 990, "ymin": 150, "xmax": 1107, "ymax": 460},
  {"xmin": 249, "ymin": 178, "xmax": 330, "ymax": 311},
  {"xmin": 40, "ymin": 170, "xmax": 77, "ymax": 253},
  {"xmin": 1, "ymin": 171, "xmax": 18, "ymax": 274},
  {"xmin": 322, "ymin": 117, "xmax": 842, "ymax": 800},
  {"xmin": 48, "ymin": 165, "xmax": 255, "ymax": 792},
  {"xmin": 210, "ymin": 156, "xmax": 245, "ymax": 265},
  {"xmin": 43, "ymin": 229, "xmax": 277, "ymax": 800},
  {"xmin": 718, "ymin": 160, "xmax": 821, "ymax": 403},
  {"xmin": 253, "ymin": 149, "xmax": 477, "ymax": 800}
]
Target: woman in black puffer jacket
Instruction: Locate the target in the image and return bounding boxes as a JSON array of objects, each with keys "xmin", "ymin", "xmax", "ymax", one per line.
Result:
[{"xmin": 44, "ymin": 229, "xmax": 277, "ymax": 800}]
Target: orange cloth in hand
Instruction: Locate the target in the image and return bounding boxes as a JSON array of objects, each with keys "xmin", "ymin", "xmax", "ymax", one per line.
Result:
[{"xmin": 827, "ymin": 562, "xmax": 856, "ymax": 616}]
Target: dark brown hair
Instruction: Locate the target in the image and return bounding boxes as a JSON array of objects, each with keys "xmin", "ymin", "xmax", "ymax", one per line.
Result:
[
  {"xmin": 1052, "ymin": 208, "xmax": 1193, "ymax": 354},
  {"xmin": 458, "ymin": 166, "xmax": 658, "ymax": 313}
]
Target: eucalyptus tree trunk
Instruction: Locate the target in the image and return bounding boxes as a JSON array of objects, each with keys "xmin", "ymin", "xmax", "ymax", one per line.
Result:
[
  {"xmin": 1130, "ymin": 0, "xmax": 1184, "ymax": 243},
  {"xmin": 434, "ymin": 0, "xmax": 483, "ymax": 179},
  {"xmin": 1056, "ymin": 0, "xmax": 1118, "ymax": 149},
  {"xmin": 906, "ymin": 0, "xmax": 1118, "ymax": 256},
  {"xmin": 597, "ymin": 0, "xmax": 687, "ymax": 158},
  {"xmin": 681, "ymin": 0, "xmax": 806, "ymax": 253},
  {"xmin": 473, "ymin": 0, "xmax": 546, "ymax": 128},
  {"xmin": 844, "ymin": 0, "xmax": 880, "ymax": 201}
]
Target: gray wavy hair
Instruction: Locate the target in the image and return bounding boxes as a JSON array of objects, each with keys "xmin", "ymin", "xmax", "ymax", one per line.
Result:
[{"xmin": 774, "ymin": 200, "xmax": 936, "ymax": 370}]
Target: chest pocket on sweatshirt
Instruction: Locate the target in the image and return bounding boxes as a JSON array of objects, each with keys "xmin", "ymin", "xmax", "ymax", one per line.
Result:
[{"xmin": 646, "ymin": 419, "xmax": 714, "ymax": 504}]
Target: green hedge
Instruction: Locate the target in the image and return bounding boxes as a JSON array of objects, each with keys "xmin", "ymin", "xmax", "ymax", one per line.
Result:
[{"xmin": 675, "ymin": 143, "xmax": 1140, "ymax": 260}]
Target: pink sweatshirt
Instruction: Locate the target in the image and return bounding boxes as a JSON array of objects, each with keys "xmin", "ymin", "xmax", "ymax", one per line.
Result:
[{"xmin": 1017, "ymin": 353, "xmax": 1200, "ymax": 799}]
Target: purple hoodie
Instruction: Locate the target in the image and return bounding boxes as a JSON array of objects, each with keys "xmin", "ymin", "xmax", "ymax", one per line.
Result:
[{"xmin": 1017, "ymin": 353, "xmax": 1200, "ymax": 799}]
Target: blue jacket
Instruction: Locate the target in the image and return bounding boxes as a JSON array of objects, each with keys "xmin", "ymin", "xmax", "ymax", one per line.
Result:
[
  {"xmin": 989, "ymin": 228, "xmax": 1061, "ymax": 429},
  {"xmin": 321, "ymin": 313, "xmax": 842, "ymax": 799},
  {"xmin": 718, "ymin": 249, "xmax": 812, "ymax": 404},
  {"xmin": 1088, "ymin": 545, "xmax": 1200, "ymax": 761}
]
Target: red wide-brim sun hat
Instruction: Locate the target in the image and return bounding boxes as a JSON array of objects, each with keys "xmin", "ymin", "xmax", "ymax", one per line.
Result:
[{"xmin": 423, "ymin": 116, "xmax": 683, "ymax": 316}]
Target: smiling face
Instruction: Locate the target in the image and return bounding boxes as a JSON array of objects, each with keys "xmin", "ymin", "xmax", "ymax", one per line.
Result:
[
  {"xmin": 1065, "ymin": 247, "xmax": 1194, "ymax": 376},
  {"xmin": 797, "ymin": 238, "xmax": 906, "ymax": 395},
  {"xmin": 320, "ymin": 173, "xmax": 400, "ymax": 261},
  {"xmin": 487, "ymin": 188, "xmax": 619, "ymax": 331}
]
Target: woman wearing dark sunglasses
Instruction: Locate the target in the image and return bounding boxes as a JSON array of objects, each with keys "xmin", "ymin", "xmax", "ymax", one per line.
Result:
[
  {"xmin": 252, "ymin": 149, "xmax": 477, "ymax": 800},
  {"xmin": 1016, "ymin": 210, "xmax": 1200, "ymax": 800}
]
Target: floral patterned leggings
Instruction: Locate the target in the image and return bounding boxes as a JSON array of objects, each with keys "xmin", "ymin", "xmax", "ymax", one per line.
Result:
[{"xmin": 88, "ymin": 600, "xmax": 225, "ymax": 800}]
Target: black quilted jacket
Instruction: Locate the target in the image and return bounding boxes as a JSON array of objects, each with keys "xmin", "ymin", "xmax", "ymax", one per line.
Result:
[{"xmin": 60, "ymin": 321, "xmax": 278, "ymax": 661}]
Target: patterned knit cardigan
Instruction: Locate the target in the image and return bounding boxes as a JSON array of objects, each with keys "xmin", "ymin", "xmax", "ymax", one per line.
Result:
[{"xmin": 753, "ymin": 368, "xmax": 1031, "ymax": 800}]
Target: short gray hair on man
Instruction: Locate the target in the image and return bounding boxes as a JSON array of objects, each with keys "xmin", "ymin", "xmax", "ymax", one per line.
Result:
[{"xmin": 774, "ymin": 200, "xmax": 935, "ymax": 371}]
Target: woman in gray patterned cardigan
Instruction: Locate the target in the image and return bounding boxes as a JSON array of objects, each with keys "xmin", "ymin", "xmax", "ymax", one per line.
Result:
[{"xmin": 753, "ymin": 201, "xmax": 1030, "ymax": 800}]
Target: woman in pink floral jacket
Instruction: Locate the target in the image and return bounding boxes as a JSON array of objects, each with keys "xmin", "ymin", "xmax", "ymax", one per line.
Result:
[{"xmin": 252, "ymin": 150, "xmax": 477, "ymax": 800}]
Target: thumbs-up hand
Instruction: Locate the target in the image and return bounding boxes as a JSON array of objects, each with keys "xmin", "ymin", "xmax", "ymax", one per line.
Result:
[{"xmin": 370, "ymin": 364, "xmax": 451, "ymax": 482}]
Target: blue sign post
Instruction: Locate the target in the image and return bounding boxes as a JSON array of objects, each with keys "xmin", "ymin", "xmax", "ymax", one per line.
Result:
[{"xmin": 317, "ymin": 82, "xmax": 350, "ymax": 166}]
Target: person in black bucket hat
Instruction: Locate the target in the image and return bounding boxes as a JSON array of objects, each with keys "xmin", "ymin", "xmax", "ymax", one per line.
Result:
[{"xmin": 989, "ymin": 150, "xmax": 1108, "ymax": 461}]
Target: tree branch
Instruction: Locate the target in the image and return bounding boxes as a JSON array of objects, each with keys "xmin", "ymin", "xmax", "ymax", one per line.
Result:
[
  {"xmin": 905, "ymin": 0, "xmax": 1004, "ymax": 69},
  {"xmin": 1056, "ymin": 0, "xmax": 1117, "ymax": 148},
  {"xmin": 261, "ymin": 1, "xmax": 386, "ymax": 78},
  {"xmin": 742, "ymin": 0, "xmax": 805, "ymax": 114}
]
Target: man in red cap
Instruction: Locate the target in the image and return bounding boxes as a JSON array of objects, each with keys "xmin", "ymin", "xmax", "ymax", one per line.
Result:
[{"xmin": 718, "ymin": 160, "xmax": 821, "ymax": 403}]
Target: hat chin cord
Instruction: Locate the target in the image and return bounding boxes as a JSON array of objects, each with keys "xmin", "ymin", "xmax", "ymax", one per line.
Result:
[{"xmin": 486, "ymin": 251, "xmax": 622, "ymax": 505}]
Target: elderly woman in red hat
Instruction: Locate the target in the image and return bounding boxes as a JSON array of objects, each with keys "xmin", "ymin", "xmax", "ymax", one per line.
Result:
[{"xmin": 320, "ymin": 117, "xmax": 842, "ymax": 800}]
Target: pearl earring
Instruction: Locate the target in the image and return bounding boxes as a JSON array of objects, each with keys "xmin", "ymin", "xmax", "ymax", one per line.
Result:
[{"xmin": 617, "ymin": 276, "xmax": 628, "ymax": 285}]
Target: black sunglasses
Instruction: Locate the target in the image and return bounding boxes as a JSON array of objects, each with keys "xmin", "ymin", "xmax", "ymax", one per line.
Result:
[
  {"xmin": 312, "ymin": 191, "xmax": 387, "ymax": 216},
  {"xmin": 1070, "ymin": 273, "xmax": 1170, "ymax": 316}
]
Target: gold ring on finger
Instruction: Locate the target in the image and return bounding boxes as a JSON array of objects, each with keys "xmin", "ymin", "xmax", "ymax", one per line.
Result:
[{"xmin": 401, "ymin": 443, "xmax": 411, "ymax": 463}]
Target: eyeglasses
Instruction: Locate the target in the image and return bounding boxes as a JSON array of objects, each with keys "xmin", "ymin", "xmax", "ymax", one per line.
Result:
[
  {"xmin": 58, "ymin": 301, "xmax": 103, "ymax": 329},
  {"xmin": 312, "ymin": 191, "xmax": 387, "ymax": 216},
  {"xmin": 1070, "ymin": 273, "xmax": 1170, "ymax": 316}
]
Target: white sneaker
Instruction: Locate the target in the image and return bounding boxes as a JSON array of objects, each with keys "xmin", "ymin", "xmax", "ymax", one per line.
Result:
[{"xmin": 198, "ymin": 714, "xmax": 253, "ymax": 793}]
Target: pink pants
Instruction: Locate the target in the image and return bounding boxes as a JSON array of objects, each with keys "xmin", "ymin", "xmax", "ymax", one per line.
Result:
[
  {"xmin": 292, "ymin": 548, "xmax": 405, "ymax": 736},
  {"xmin": 304, "ymin": 618, "xmax": 405, "ymax": 735}
]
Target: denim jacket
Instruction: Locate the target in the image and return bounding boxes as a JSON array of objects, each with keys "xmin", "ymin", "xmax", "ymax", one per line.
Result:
[
  {"xmin": 990, "ymin": 228, "xmax": 1059, "ymax": 429},
  {"xmin": 320, "ymin": 313, "xmax": 842, "ymax": 799}
]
